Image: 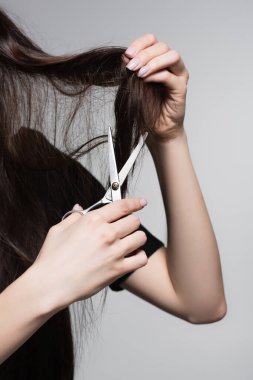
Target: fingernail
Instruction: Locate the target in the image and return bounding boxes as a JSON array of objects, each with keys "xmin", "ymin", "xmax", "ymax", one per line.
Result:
[
  {"xmin": 137, "ymin": 66, "xmax": 149, "ymax": 77},
  {"xmin": 125, "ymin": 47, "xmax": 137, "ymax": 57},
  {"xmin": 140, "ymin": 198, "xmax": 148, "ymax": 207},
  {"xmin": 126, "ymin": 58, "xmax": 140, "ymax": 70}
]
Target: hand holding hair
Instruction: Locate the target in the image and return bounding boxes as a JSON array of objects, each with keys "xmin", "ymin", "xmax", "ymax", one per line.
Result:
[{"xmin": 122, "ymin": 32, "xmax": 189, "ymax": 145}]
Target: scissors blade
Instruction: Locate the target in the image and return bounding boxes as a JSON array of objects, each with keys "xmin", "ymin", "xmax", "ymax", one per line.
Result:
[
  {"xmin": 108, "ymin": 125, "xmax": 121, "ymax": 201},
  {"xmin": 118, "ymin": 131, "xmax": 148, "ymax": 186},
  {"xmin": 104, "ymin": 130, "xmax": 148, "ymax": 202}
]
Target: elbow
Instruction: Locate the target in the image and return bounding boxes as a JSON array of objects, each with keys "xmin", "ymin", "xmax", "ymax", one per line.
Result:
[{"xmin": 186, "ymin": 300, "xmax": 227, "ymax": 325}]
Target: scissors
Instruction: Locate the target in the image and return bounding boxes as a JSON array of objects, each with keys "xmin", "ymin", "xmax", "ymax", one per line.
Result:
[{"xmin": 62, "ymin": 126, "xmax": 148, "ymax": 220}]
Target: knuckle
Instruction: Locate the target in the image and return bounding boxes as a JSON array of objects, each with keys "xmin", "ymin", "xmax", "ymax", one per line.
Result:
[
  {"xmin": 158, "ymin": 41, "xmax": 169, "ymax": 52},
  {"xmin": 139, "ymin": 250, "xmax": 148, "ymax": 264},
  {"xmin": 100, "ymin": 226, "xmax": 116, "ymax": 244},
  {"xmin": 87, "ymin": 212, "xmax": 102, "ymax": 224},
  {"xmin": 138, "ymin": 51, "xmax": 148, "ymax": 62},
  {"xmin": 107, "ymin": 229, "xmax": 117, "ymax": 243},
  {"xmin": 145, "ymin": 32, "xmax": 157, "ymax": 43},
  {"xmin": 178, "ymin": 77, "xmax": 188, "ymax": 91},
  {"xmin": 149, "ymin": 60, "xmax": 157, "ymax": 70},
  {"xmin": 171, "ymin": 50, "xmax": 180, "ymax": 62},
  {"xmin": 114, "ymin": 260, "xmax": 125, "ymax": 276},
  {"xmin": 49, "ymin": 224, "xmax": 61, "ymax": 235},
  {"xmin": 132, "ymin": 214, "xmax": 141, "ymax": 227},
  {"xmin": 121, "ymin": 200, "xmax": 131, "ymax": 215},
  {"xmin": 138, "ymin": 230, "xmax": 147, "ymax": 244}
]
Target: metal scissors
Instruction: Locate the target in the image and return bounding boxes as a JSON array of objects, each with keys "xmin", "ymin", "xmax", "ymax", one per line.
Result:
[{"xmin": 62, "ymin": 126, "xmax": 148, "ymax": 220}]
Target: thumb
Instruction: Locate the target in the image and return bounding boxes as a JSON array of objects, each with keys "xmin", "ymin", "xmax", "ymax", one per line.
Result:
[{"xmin": 72, "ymin": 203, "xmax": 83, "ymax": 211}]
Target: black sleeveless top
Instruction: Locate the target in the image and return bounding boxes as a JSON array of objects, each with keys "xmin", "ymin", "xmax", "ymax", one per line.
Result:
[{"xmin": 109, "ymin": 222, "xmax": 164, "ymax": 291}]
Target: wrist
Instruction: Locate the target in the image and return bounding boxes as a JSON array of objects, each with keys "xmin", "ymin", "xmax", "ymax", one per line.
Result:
[
  {"xmin": 147, "ymin": 125, "xmax": 188, "ymax": 153},
  {"xmin": 23, "ymin": 264, "xmax": 64, "ymax": 318}
]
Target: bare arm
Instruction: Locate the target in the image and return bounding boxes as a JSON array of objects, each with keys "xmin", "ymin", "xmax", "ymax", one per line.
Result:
[
  {"xmin": 147, "ymin": 128, "xmax": 227, "ymax": 322},
  {"xmin": 117, "ymin": 33, "xmax": 227, "ymax": 324},
  {"xmin": 119, "ymin": 129, "xmax": 226, "ymax": 324},
  {"xmin": 0, "ymin": 265, "xmax": 57, "ymax": 364}
]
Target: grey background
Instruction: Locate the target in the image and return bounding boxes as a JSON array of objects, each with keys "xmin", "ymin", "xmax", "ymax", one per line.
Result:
[{"xmin": 1, "ymin": 0, "xmax": 252, "ymax": 379}]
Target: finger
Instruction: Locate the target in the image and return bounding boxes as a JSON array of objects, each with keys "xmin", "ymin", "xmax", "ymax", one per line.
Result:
[
  {"xmin": 143, "ymin": 69, "xmax": 186, "ymax": 90},
  {"xmin": 124, "ymin": 32, "xmax": 158, "ymax": 58},
  {"xmin": 72, "ymin": 203, "xmax": 83, "ymax": 211},
  {"xmin": 116, "ymin": 229, "xmax": 147, "ymax": 258},
  {"xmin": 112, "ymin": 213, "xmax": 141, "ymax": 238},
  {"xmin": 121, "ymin": 249, "xmax": 148, "ymax": 273},
  {"xmin": 125, "ymin": 41, "xmax": 170, "ymax": 72},
  {"xmin": 121, "ymin": 54, "xmax": 130, "ymax": 65},
  {"xmin": 58, "ymin": 203, "xmax": 84, "ymax": 228},
  {"xmin": 136, "ymin": 50, "xmax": 188, "ymax": 79},
  {"xmin": 90, "ymin": 198, "xmax": 147, "ymax": 223}
]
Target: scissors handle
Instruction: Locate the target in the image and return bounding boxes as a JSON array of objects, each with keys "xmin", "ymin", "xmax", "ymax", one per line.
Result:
[
  {"xmin": 61, "ymin": 198, "xmax": 110, "ymax": 221},
  {"xmin": 61, "ymin": 209, "xmax": 85, "ymax": 220}
]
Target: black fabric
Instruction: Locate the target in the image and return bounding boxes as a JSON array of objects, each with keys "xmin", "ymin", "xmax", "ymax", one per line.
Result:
[
  {"xmin": 63, "ymin": 156, "xmax": 165, "ymax": 292},
  {"xmin": 109, "ymin": 223, "xmax": 164, "ymax": 291}
]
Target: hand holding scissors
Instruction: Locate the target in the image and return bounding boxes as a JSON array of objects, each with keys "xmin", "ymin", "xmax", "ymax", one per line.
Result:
[{"xmin": 62, "ymin": 126, "xmax": 148, "ymax": 220}]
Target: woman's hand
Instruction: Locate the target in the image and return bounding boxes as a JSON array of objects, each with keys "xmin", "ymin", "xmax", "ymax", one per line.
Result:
[
  {"xmin": 122, "ymin": 33, "xmax": 189, "ymax": 143},
  {"xmin": 33, "ymin": 198, "xmax": 148, "ymax": 312}
]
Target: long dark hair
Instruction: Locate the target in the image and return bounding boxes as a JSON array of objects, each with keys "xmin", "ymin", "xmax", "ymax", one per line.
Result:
[{"xmin": 0, "ymin": 7, "xmax": 177, "ymax": 379}]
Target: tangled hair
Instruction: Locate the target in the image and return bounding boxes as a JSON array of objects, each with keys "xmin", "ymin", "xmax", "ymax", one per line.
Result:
[{"xmin": 0, "ymin": 7, "xmax": 179, "ymax": 379}]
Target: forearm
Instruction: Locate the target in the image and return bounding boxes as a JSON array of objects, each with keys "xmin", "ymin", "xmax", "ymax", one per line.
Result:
[
  {"xmin": 148, "ymin": 128, "xmax": 227, "ymax": 322},
  {"xmin": 0, "ymin": 265, "xmax": 59, "ymax": 364}
]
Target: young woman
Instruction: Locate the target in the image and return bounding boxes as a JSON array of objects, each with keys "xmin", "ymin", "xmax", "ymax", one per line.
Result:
[{"xmin": 0, "ymin": 8, "xmax": 227, "ymax": 379}]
